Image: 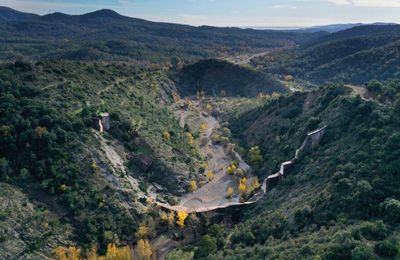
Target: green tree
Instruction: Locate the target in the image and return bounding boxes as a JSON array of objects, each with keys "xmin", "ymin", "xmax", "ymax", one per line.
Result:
[
  {"xmin": 380, "ymin": 198, "xmax": 400, "ymax": 223},
  {"xmin": 366, "ymin": 80, "xmax": 382, "ymax": 92},
  {"xmin": 0, "ymin": 158, "xmax": 12, "ymax": 180},
  {"xmin": 351, "ymin": 244, "xmax": 374, "ymax": 260},
  {"xmin": 194, "ymin": 235, "xmax": 217, "ymax": 258},
  {"xmin": 374, "ymin": 239, "xmax": 399, "ymax": 257},
  {"xmin": 248, "ymin": 146, "xmax": 263, "ymax": 164}
]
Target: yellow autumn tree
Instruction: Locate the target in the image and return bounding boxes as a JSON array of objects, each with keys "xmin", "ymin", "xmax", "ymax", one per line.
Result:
[
  {"xmin": 226, "ymin": 186, "xmax": 234, "ymax": 198},
  {"xmin": 162, "ymin": 131, "xmax": 171, "ymax": 142},
  {"xmin": 167, "ymin": 211, "xmax": 175, "ymax": 227},
  {"xmin": 54, "ymin": 247, "xmax": 68, "ymax": 260},
  {"xmin": 86, "ymin": 245, "xmax": 97, "ymax": 260},
  {"xmin": 160, "ymin": 211, "xmax": 168, "ymax": 223},
  {"xmin": 227, "ymin": 163, "xmax": 237, "ymax": 174},
  {"xmin": 104, "ymin": 243, "xmax": 133, "ymax": 260},
  {"xmin": 176, "ymin": 211, "xmax": 189, "ymax": 228},
  {"xmin": 91, "ymin": 159, "xmax": 100, "ymax": 174},
  {"xmin": 136, "ymin": 224, "xmax": 149, "ymax": 239},
  {"xmin": 199, "ymin": 122, "xmax": 208, "ymax": 133},
  {"xmin": 54, "ymin": 246, "xmax": 81, "ymax": 260},
  {"xmin": 186, "ymin": 132, "xmax": 195, "ymax": 145},
  {"xmin": 239, "ymin": 178, "xmax": 247, "ymax": 194},
  {"xmin": 205, "ymin": 170, "xmax": 215, "ymax": 181},
  {"xmin": 56, "ymin": 244, "xmax": 133, "ymax": 260},
  {"xmin": 137, "ymin": 239, "xmax": 152, "ymax": 260},
  {"xmin": 250, "ymin": 178, "xmax": 261, "ymax": 191},
  {"xmin": 189, "ymin": 180, "xmax": 197, "ymax": 192}
]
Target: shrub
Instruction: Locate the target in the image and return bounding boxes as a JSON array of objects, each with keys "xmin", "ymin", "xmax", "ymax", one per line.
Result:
[
  {"xmin": 358, "ymin": 221, "xmax": 387, "ymax": 240},
  {"xmin": 231, "ymin": 229, "xmax": 256, "ymax": 246},
  {"xmin": 380, "ymin": 198, "xmax": 400, "ymax": 223},
  {"xmin": 194, "ymin": 235, "xmax": 217, "ymax": 258},
  {"xmin": 374, "ymin": 239, "xmax": 399, "ymax": 257},
  {"xmin": 366, "ymin": 80, "xmax": 382, "ymax": 92},
  {"xmin": 294, "ymin": 205, "xmax": 313, "ymax": 228},
  {"xmin": 351, "ymin": 244, "xmax": 374, "ymax": 260},
  {"xmin": 326, "ymin": 231, "xmax": 356, "ymax": 260}
]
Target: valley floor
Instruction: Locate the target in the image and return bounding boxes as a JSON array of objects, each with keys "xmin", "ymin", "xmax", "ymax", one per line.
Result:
[{"xmin": 152, "ymin": 99, "xmax": 254, "ymax": 213}]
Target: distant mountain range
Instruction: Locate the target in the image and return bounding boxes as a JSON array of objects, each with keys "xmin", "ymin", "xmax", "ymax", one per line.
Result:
[
  {"xmin": 1, "ymin": 5, "xmax": 399, "ymax": 83},
  {"xmin": 255, "ymin": 24, "xmax": 400, "ymax": 84},
  {"xmin": 0, "ymin": 6, "xmax": 320, "ymax": 62},
  {"xmin": 250, "ymin": 23, "xmax": 398, "ymax": 33},
  {"xmin": 298, "ymin": 23, "xmax": 398, "ymax": 33}
]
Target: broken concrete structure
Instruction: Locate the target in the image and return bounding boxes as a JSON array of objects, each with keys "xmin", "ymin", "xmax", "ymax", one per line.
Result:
[
  {"xmin": 93, "ymin": 112, "xmax": 111, "ymax": 133},
  {"xmin": 261, "ymin": 126, "xmax": 327, "ymax": 193}
]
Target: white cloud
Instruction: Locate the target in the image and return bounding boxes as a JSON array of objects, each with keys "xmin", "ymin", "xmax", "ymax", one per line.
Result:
[{"xmin": 328, "ymin": 0, "xmax": 400, "ymax": 7}]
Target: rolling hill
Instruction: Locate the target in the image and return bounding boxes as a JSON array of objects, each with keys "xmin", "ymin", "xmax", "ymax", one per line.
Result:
[
  {"xmin": 254, "ymin": 24, "xmax": 400, "ymax": 84},
  {"xmin": 0, "ymin": 7, "xmax": 319, "ymax": 63},
  {"xmin": 174, "ymin": 59, "xmax": 287, "ymax": 97}
]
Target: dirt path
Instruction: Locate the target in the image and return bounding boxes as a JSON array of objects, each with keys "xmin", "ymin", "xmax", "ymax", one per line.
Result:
[
  {"xmin": 345, "ymin": 84, "xmax": 384, "ymax": 106},
  {"xmin": 345, "ymin": 84, "xmax": 367, "ymax": 98}
]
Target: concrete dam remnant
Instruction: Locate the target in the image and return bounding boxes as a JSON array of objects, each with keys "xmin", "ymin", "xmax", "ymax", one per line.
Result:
[
  {"xmin": 262, "ymin": 126, "xmax": 326, "ymax": 193},
  {"xmin": 154, "ymin": 126, "xmax": 327, "ymax": 213}
]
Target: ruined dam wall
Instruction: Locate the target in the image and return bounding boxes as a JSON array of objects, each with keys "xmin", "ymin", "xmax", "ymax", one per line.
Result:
[
  {"xmin": 155, "ymin": 126, "xmax": 327, "ymax": 213},
  {"xmin": 260, "ymin": 126, "xmax": 326, "ymax": 194}
]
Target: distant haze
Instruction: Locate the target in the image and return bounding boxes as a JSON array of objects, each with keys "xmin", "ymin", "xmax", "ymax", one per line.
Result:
[
  {"xmin": 2, "ymin": 0, "xmax": 400, "ymax": 27},
  {"xmin": 245, "ymin": 26, "xmax": 305, "ymax": 30}
]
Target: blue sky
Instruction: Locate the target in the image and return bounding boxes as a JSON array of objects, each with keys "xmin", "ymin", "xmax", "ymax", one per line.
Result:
[{"xmin": 3, "ymin": 0, "xmax": 400, "ymax": 27}]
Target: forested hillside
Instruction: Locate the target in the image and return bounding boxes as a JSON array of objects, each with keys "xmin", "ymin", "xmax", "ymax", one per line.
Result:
[
  {"xmin": 190, "ymin": 83, "xmax": 400, "ymax": 259},
  {"xmin": 252, "ymin": 25, "xmax": 400, "ymax": 84},
  {"xmin": 0, "ymin": 7, "xmax": 319, "ymax": 63},
  {"xmin": 175, "ymin": 59, "xmax": 287, "ymax": 97}
]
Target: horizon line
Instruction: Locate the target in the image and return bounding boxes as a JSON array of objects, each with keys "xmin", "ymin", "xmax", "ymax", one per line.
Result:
[{"xmin": 1, "ymin": 5, "xmax": 399, "ymax": 29}]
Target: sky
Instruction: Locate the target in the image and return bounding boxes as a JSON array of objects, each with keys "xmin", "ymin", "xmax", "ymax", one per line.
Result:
[{"xmin": 3, "ymin": 0, "xmax": 400, "ymax": 27}]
